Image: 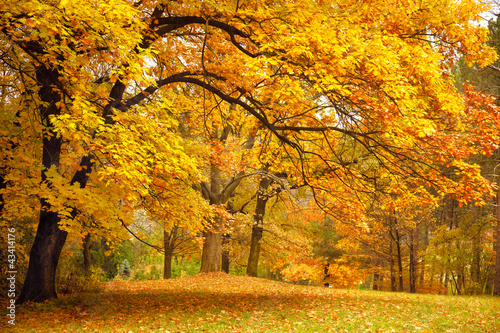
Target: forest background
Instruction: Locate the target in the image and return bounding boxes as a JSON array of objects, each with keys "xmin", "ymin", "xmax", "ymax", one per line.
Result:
[{"xmin": 2, "ymin": 0, "xmax": 500, "ymax": 305}]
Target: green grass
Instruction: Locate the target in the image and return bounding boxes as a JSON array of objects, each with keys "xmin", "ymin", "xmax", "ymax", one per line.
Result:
[{"xmin": 2, "ymin": 273, "xmax": 499, "ymax": 332}]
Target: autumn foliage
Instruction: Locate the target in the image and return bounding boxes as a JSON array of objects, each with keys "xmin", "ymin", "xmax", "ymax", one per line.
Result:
[{"xmin": 1, "ymin": 0, "xmax": 500, "ymax": 304}]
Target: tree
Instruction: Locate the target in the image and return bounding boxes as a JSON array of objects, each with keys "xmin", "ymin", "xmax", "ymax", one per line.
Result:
[
  {"xmin": 1, "ymin": 0, "xmax": 498, "ymax": 303},
  {"xmin": 163, "ymin": 226, "xmax": 190, "ymax": 279},
  {"xmin": 246, "ymin": 171, "xmax": 272, "ymax": 277},
  {"xmin": 2, "ymin": 0, "xmax": 205, "ymax": 303},
  {"xmin": 451, "ymin": 7, "xmax": 500, "ymax": 295},
  {"xmin": 130, "ymin": 156, "xmax": 211, "ymax": 278},
  {"xmin": 120, "ymin": 259, "xmax": 131, "ymax": 278},
  {"xmin": 246, "ymin": 169, "xmax": 288, "ymax": 276},
  {"xmin": 198, "ymin": 128, "xmax": 255, "ymax": 273}
]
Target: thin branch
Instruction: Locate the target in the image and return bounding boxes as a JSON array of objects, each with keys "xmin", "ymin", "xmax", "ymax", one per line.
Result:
[{"xmin": 120, "ymin": 219, "xmax": 164, "ymax": 253}]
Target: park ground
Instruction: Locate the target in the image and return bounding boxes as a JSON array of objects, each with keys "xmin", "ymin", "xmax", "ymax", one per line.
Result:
[{"xmin": 1, "ymin": 273, "xmax": 500, "ymax": 332}]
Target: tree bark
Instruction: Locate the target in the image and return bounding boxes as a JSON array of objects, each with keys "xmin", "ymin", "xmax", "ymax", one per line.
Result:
[
  {"xmin": 200, "ymin": 230, "xmax": 222, "ymax": 272},
  {"xmin": 247, "ymin": 174, "xmax": 272, "ymax": 277},
  {"xmin": 443, "ymin": 273, "xmax": 449, "ymax": 295},
  {"xmin": 419, "ymin": 225, "xmax": 427, "ymax": 286},
  {"xmin": 409, "ymin": 231, "xmax": 416, "ymax": 293},
  {"xmin": 372, "ymin": 272, "xmax": 380, "ymax": 291},
  {"xmin": 17, "ymin": 66, "xmax": 66, "ymax": 304},
  {"xmin": 247, "ymin": 226, "xmax": 264, "ymax": 277},
  {"xmin": 83, "ymin": 233, "xmax": 91, "ymax": 277},
  {"xmin": 200, "ymin": 163, "xmax": 223, "ymax": 273},
  {"xmin": 388, "ymin": 215, "xmax": 396, "ymax": 292},
  {"xmin": 164, "ymin": 250, "xmax": 173, "ymax": 279},
  {"xmin": 221, "ymin": 233, "xmax": 230, "ymax": 273},
  {"xmin": 472, "ymin": 206, "xmax": 481, "ymax": 291},
  {"xmin": 389, "ymin": 233, "xmax": 396, "ymax": 292},
  {"xmin": 17, "ymin": 208, "xmax": 68, "ymax": 304},
  {"xmin": 163, "ymin": 229, "xmax": 175, "ymax": 279},
  {"xmin": 395, "ymin": 229, "xmax": 404, "ymax": 292},
  {"xmin": 199, "ymin": 127, "xmax": 254, "ymax": 273}
]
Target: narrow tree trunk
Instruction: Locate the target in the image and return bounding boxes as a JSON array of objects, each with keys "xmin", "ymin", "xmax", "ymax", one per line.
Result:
[
  {"xmin": 17, "ymin": 66, "xmax": 66, "ymax": 304},
  {"xmin": 451, "ymin": 271, "xmax": 461, "ymax": 295},
  {"xmin": 419, "ymin": 225, "xmax": 427, "ymax": 286},
  {"xmin": 164, "ymin": 229, "xmax": 174, "ymax": 279},
  {"xmin": 409, "ymin": 231, "xmax": 416, "ymax": 293},
  {"xmin": 373, "ymin": 272, "xmax": 380, "ymax": 291},
  {"xmin": 221, "ymin": 251, "xmax": 230, "ymax": 273},
  {"xmin": 83, "ymin": 233, "xmax": 91, "ymax": 277},
  {"xmin": 247, "ymin": 226, "xmax": 263, "ymax": 277},
  {"xmin": 247, "ymin": 175, "xmax": 272, "ymax": 277},
  {"xmin": 221, "ymin": 233, "xmax": 230, "ymax": 273},
  {"xmin": 472, "ymin": 207, "xmax": 481, "ymax": 291},
  {"xmin": 493, "ymin": 191, "xmax": 500, "ymax": 295},
  {"xmin": 443, "ymin": 273, "xmax": 449, "ymax": 295},
  {"xmin": 388, "ymin": 215, "xmax": 396, "ymax": 291},
  {"xmin": 389, "ymin": 233, "xmax": 396, "ymax": 292},
  {"xmin": 164, "ymin": 248, "xmax": 173, "ymax": 279},
  {"xmin": 395, "ymin": 230, "xmax": 404, "ymax": 292}
]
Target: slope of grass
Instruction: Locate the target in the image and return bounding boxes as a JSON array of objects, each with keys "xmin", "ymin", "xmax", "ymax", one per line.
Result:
[{"xmin": 2, "ymin": 273, "xmax": 500, "ymax": 332}]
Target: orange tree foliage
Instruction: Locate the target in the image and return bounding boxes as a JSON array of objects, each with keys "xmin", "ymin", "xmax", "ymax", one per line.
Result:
[{"xmin": 0, "ymin": 0, "xmax": 499, "ymax": 302}]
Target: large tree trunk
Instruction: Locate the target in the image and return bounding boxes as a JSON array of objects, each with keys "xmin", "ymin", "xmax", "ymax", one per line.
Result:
[
  {"xmin": 493, "ymin": 192, "xmax": 500, "ymax": 295},
  {"xmin": 200, "ymin": 162, "xmax": 223, "ymax": 273},
  {"xmin": 18, "ymin": 66, "xmax": 66, "ymax": 304},
  {"xmin": 200, "ymin": 230, "xmax": 222, "ymax": 272},
  {"xmin": 17, "ymin": 209, "xmax": 68, "ymax": 304},
  {"xmin": 247, "ymin": 175, "xmax": 272, "ymax": 277}
]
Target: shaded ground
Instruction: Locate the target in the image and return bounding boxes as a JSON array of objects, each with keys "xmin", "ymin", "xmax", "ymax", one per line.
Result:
[{"xmin": 2, "ymin": 273, "xmax": 500, "ymax": 332}]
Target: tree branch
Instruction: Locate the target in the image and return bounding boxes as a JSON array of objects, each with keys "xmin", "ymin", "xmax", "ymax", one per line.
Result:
[
  {"xmin": 155, "ymin": 16, "xmax": 258, "ymax": 58},
  {"xmin": 120, "ymin": 219, "xmax": 164, "ymax": 253}
]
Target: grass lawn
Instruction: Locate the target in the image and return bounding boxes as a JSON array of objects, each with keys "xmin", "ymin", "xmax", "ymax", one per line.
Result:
[{"xmin": 2, "ymin": 273, "xmax": 499, "ymax": 332}]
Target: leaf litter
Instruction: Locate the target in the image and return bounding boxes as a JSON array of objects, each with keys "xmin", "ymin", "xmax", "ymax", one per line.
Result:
[{"xmin": 2, "ymin": 273, "xmax": 499, "ymax": 332}]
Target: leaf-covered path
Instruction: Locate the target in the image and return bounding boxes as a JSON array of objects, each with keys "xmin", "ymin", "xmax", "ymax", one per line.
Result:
[{"xmin": 3, "ymin": 273, "xmax": 500, "ymax": 332}]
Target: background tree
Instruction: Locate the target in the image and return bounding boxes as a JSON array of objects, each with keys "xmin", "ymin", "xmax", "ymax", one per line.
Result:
[{"xmin": 450, "ymin": 5, "xmax": 500, "ymax": 295}]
